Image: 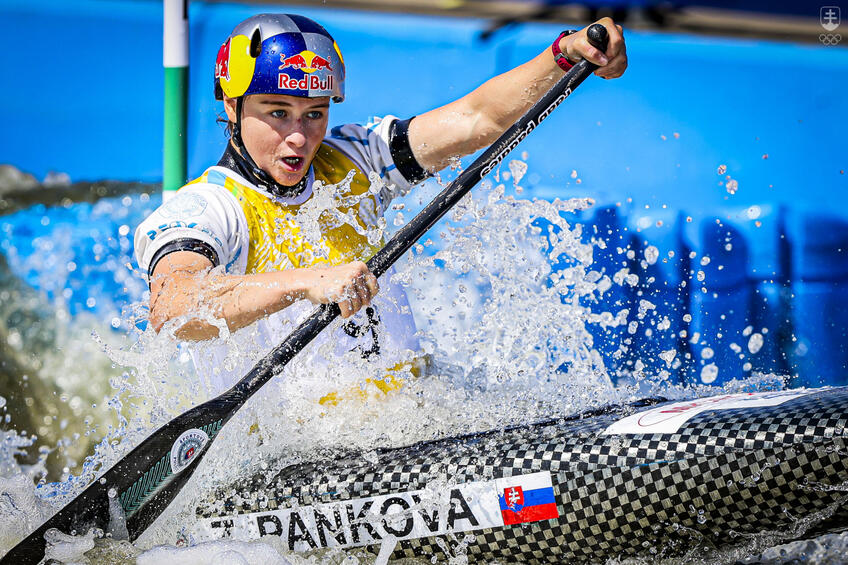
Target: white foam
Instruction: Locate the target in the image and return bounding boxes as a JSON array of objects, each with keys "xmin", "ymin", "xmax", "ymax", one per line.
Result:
[{"xmin": 137, "ymin": 541, "xmax": 292, "ymax": 565}]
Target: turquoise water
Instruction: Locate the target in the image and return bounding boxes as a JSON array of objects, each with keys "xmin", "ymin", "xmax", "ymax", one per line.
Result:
[{"xmin": 0, "ymin": 194, "xmax": 155, "ymax": 321}]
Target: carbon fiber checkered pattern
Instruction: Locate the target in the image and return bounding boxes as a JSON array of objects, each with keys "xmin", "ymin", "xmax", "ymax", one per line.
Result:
[{"xmin": 197, "ymin": 388, "xmax": 848, "ymax": 562}]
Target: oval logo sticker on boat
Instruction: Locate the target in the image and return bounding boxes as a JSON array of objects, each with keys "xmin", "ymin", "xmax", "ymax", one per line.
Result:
[
  {"xmin": 602, "ymin": 390, "xmax": 814, "ymax": 435},
  {"xmin": 170, "ymin": 428, "xmax": 210, "ymax": 474}
]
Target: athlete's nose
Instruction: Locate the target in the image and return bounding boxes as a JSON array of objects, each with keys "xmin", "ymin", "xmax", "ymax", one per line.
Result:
[{"xmin": 285, "ymin": 130, "xmax": 307, "ymax": 148}]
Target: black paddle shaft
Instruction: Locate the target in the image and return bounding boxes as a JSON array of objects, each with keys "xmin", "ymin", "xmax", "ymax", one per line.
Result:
[{"xmin": 1, "ymin": 24, "xmax": 609, "ymax": 564}]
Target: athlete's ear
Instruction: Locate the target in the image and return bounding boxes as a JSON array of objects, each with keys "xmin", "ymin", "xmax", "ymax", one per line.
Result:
[{"xmin": 223, "ymin": 96, "xmax": 238, "ymax": 123}]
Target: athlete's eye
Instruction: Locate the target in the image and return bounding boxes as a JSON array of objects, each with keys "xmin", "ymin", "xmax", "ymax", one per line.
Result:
[
  {"xmin": 270, "ymin": 110, "xmax": 287, "ymax": 119},
  {"xmin": 306, "ymin": 110, "xmax": 324, "ymax": 120}
]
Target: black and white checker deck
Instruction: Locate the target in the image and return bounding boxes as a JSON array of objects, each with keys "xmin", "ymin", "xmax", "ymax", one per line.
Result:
[{"xmin": 196, "ymin": 389, "xmax": 848, "ymax": 562}]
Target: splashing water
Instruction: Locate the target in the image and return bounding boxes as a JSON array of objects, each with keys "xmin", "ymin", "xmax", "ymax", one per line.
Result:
[
  {"xmin": 0, "ymin": 162, "xmax": 814, "ymax": 564},
  {"xmin": 274, "ymin": 170, "xmax": 389, "ymax": 265}
]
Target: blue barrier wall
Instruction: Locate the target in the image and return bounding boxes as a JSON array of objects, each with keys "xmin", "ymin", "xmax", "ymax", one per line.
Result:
[
  {"xmin": 1, "ymin": 0, "xmax": 847, "ymax": 386},
  {"xmin": 3, "ymin": 0, "xmax": 846, "ymax": 209}
]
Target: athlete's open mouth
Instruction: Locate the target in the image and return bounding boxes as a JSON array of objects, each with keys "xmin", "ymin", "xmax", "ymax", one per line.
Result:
[{"xmin": 281, "ymin": 156, "xmax": 304, "ymax": 171}]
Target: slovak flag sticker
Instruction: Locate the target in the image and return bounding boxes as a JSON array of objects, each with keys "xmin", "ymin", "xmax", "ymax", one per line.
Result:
[{"xmin": 496, "ymin": 472, "xmax": 559, "ymax": 525}]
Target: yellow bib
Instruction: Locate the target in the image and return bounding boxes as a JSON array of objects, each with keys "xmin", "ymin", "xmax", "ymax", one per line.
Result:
[
  {"xmin": 187, "ymin": 143, "xmax": 383, "ymax": 275},
  {"xmin": 184, "ymin": 143, "xmax": 422, "ymax": 408}
]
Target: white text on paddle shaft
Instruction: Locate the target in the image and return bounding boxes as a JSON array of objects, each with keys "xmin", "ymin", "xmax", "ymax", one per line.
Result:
[
  {"xmin": 479, "ymin": 90, "xmax": 570, "ymax": 179},
  {"xmin": 193, "ymin": 471, "xmax": 557, "ymax": 551}
]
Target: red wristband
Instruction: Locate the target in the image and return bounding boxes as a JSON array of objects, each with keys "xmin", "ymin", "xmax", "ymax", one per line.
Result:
[{"xmin": 551, "ymin": 30, "xmax": 578, "ymax": 72}]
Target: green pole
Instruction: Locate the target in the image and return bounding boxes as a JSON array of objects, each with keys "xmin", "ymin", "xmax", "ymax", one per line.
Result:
[{"xmin": 163, "ymin": 0, "xmax": 189, "ymax": 199}]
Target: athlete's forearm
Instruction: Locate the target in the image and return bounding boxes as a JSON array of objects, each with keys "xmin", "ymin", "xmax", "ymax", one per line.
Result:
[
  {"xmin": 150, "ymin": 268, "xmax": 311, "ymax": 341},
  {"xmin": 149, "ymin": 251, "xmax": 379, "ymax": 340},
  {"xmin": 452, "ymin": 50, "xmax": 562, "ymax": 146},
  {"xmin": 409, "ymin": 19, "xmax": 626, "ymax": 174},
  {"xmin": 409, "ymin": 50, "xmax": 559, "ymax": 173}
]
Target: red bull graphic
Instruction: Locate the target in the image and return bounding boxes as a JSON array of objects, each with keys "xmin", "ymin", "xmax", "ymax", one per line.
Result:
[
  {"xmin": 278, "ymin": 50, "xmax": 333, "ymax": 73},
  {"xmin": 279, "ymin": 53, "xmax": 307, "ymax": 70},
  {"xmin": 278, "ymin": 74, "xmax": 335, "ymax": 92},
  {"xmin": 311, "ymin": 56, "xmax": 332, "ymax": 71},
  {"xmin": 215, "ymin": 39, "xmax": 231, "ymax": 80}
]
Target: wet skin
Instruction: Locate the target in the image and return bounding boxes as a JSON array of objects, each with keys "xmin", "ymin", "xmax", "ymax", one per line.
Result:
[{"xmin": 223, "ymin": 94, "xmax": 331, "ymax": 187}]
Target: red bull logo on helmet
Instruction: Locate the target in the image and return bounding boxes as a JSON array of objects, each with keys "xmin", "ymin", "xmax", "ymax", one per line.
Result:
[
  {"xmin": 215, "ymin": 39, "xmax": 232, "ymax": 81},
  {"xmin": 278, "ymin": 50, "xmax": 333, "ymax": 73},
  {"xmin": 278, "ymin": 74, "xmax": 335, "ymax": 92}
]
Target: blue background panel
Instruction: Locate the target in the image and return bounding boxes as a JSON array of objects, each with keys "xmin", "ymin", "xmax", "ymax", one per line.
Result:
[{"xmin": 2, "ymin": 0, "xmax": 846, "ymax": 215}]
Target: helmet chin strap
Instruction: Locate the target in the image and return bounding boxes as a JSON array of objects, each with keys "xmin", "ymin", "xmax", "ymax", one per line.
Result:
[{"xmin": 231, "ymin": 97, "xmax": 308, "ymax": 197}]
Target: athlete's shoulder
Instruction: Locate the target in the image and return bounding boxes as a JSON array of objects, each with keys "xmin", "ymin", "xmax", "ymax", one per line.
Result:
[
  {"xmin": 326, "ymin": 116, "xmax": 397, "ymax": 149},
  {"xmin": 133, "ymin": 171, "xmax": 250, "ymax": 275},
  {"xmin": 323, "ymin": 115, "xmax": 424, "ymax": 206}
]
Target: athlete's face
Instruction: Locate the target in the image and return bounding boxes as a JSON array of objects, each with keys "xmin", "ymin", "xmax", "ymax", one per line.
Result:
[{"xmin": 225, "ymin": 94, "xmax": 330, "ymax": 187}]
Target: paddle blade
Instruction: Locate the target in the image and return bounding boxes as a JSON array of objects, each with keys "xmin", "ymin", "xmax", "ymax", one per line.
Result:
[{"xmin": 1, "ymin": 393, "xmax": 240, "ymax": 564}]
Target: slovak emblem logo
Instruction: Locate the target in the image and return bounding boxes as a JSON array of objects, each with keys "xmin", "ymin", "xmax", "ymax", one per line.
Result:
[
  {"xmin": 504, "ymin": 486, "xmax": 524, "ymax": 510},
  {"xmin": 821, "ymin": 6, "xmax": 841, "ymax": 32},
  {"xmin": 170, "ymin": 428, "xmax": 210, "ymax": 474}
]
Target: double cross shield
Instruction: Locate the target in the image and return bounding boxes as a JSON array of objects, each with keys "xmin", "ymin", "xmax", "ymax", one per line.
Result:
[{"xmin": 821, "ymin": 6, "xmax": 841, "ymax": 32}]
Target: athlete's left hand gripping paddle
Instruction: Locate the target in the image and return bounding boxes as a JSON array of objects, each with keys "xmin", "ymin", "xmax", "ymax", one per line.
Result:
[{"xmin": 0, "ymin": 24, "xmax": 610, "ymax": 564}]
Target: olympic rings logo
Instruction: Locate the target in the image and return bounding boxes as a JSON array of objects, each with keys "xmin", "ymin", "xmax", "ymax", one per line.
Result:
[{"xmin": 820, "ymin": 33, "xmax": 842, "ymax": 46}]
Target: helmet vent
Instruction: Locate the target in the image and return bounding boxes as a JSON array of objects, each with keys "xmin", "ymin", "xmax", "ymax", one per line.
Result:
[{"xmin": 249, "ymin": 28, "xmax": 262, "ymax": 58}]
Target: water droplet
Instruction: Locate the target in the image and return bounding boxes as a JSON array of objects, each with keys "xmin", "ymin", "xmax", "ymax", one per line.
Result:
[
  {"xmin": 701, "ymin": 363, "xmax": 718, "ymax": 383},
  {"xmin": 726, "ymin": 179, "xmax": 738, "ymax": 194},
  {"xmin": 748, "ymin": 333, "xmax": 764, "ymax": 354},
  {"xmin": 508, "ymin": 160, "xmax": 527, "ymax": 186},
  {"xmin": 644, "ymin": 246, "xmax": 659, "ymax": 265}
]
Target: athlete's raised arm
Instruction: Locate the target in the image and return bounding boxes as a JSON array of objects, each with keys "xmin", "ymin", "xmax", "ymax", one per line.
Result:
[{"xmin": 408, "ymin": 18, "xmax": 627, "ymax": 174}]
